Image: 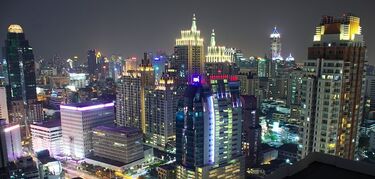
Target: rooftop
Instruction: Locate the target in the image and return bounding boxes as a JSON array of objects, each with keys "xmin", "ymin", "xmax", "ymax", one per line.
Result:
[
  {"xmin": 264, "ymin": 152, "xmax": 375, "ymax": 179},
  {"xmin": 31, "ymin": 119, "xmax": 61, "ymax": 128},
  {"xmin": 94, "ymin": 125, "xmax": 141, "ymax": 135},
  {"xmin": 278, "ymin": 143, "xmax": 298, "ymax": 154},
  {"xmin": 60, "ymin": 101, "xmax": 114, "ymax": 111}
]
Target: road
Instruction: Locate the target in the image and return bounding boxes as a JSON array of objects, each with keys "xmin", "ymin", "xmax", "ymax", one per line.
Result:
[{"xmin": 62, "ymin": 161, "xmax": 99, "ymax": 179}]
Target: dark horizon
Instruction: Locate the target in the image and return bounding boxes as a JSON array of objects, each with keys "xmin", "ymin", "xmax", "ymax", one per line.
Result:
[{"xmin": 1, "ymin": 0, "xmax": 373, "ymax": 64}]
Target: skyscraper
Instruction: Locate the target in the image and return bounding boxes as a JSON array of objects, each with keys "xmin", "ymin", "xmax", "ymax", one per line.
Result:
[
  {"xmin": 300, "ymin": 13, "xmax": 366, "ymax": 160},
  {"xmin": 87, "ymin": 49, "xmax": 97, "ymax": 77},
  {"xmin": 241, "ymin": 95, "xmax": 261, "ymax": 168},
  {"xmin": 2, "ymin": 24, "xmax": 37, "ymax": 124},
  {"xmin": 139, "ymin": 53, "xmax": 155, "ymax": 133},
  {"xmin": 176, "ymin": 31, "xmax": 244, "ymax": 179},
  {"xmin": 174, "ymin": 14, "xmax": 204, "ymax": 85},
  {"xmin": 115, "ymin": 72, "xmax": 142, "ymax": 128},
  {"xmin": 270, "ymin": 26, "xmax": 282, "ymax": 61},
  {"xmin": 176, "ymin": 79, "xmax": 244, "ymax": 179},
  {"xmin": 145, "ymin": 74, "xmax": 178, "ymax": 150}
]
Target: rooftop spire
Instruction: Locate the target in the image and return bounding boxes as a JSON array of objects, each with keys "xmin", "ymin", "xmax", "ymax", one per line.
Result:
[
  {"xmin": 191, "ymin": 13, "xmax": 197, "ymax": 31},
  {"xmin": 270, "ymin": 26, "xmax": 280, "ymax": 38},
  {"xmin": 210, "ymin": 29, "xmax": 216, "ymax": 47}
]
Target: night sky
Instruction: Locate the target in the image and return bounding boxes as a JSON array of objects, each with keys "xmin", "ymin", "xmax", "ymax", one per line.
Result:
[{"xmin": 1, "ymin": 0, "xmax": 373, "ymax": 64}]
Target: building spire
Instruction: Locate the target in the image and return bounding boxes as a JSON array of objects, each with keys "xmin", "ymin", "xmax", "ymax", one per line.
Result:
[
  {"xmin": 210, "ymin": 29, "xmax": 216, "ymax": 47},
  {"xmin": 270, "ymin": 26, "xmax": 280, "ymax": 38},
  {"xmin": 191, "ymin": 13, "xmax": 197, "ymax": 31}
]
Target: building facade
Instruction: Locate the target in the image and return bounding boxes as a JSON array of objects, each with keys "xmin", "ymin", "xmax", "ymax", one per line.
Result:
[
  {"xmin": 0, "ymin": 87, "xmax": 9, "ymax": 123},
  {"xmin": 92, "ymin": 125, "xmax": 143, "ymax": 164},
  {"xmin": 300, "ymin": 14, "xmax": 366, "ymax": 160},
  {"xmin": 174, "ymin": 14, "xmax": 204, "ymax": 85},
  {"xmin": 2, "ymin": 24, "xmax": 37, "ymax": 126},
  {"xmin": 61, "ymin": 101, "xmax": 115, "ymax": 158},
  {"xmin": 145, "ymin": 75, "xmax": 178, "ymax": 150},
  {"xmin": 30, "ymin": 120, "xmax": 62, "ymax": 157},
  {"xmin": 115, "ymin": 72, "xmax": 142, "ymax": 128}
]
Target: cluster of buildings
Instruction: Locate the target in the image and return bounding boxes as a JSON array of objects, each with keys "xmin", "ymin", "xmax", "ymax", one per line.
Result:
[{"xmin": 0, "ymin": 12, "xmax": 374, "ymax": 179}]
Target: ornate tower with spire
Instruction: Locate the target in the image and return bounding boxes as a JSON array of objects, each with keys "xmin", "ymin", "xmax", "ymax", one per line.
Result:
[
  {"xmin": 174, "ymin": 14, "xmax": 205, "ymax": 85},
  {"xmin": 270, "ymin": 26, "xmax": 283, "ymax": 60}
]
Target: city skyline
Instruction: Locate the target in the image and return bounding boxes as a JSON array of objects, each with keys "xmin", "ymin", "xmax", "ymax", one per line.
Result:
[
  {"xmin": 1, "ymin": 0, "xmax": 374, "ymax": 64},
  {"xmin": 1, "ymin": 1, "xmax": 375, "ymax": 178}
]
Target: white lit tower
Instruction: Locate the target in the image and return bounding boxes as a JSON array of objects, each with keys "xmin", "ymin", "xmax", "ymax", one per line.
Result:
[{"xmin": 270, "ymin": 26, "xmax": 283, "ymax": 61}]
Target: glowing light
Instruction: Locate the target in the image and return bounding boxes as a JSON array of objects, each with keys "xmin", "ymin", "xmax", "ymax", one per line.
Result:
[
  {"xmin": 285, "ymin": 53, "xmax": 295, "ymax": 61},
  {"xmin": 176, "ymin": 14, "xmax": 204, "ymax": 46},
  {"xmin": 8, "ymin": 24, "xmax": 23, "ymax": 33},
  {"xmin": 207, "ymin": 95, "xmax": 215, "ymax": 163},
  {"xmin": 60, "ymin": 102, "xmax": 114, "ymax": 111},
  {"xmin": 4, "ymin": 124, "xmax": 20, "ymax": 132},
  {"xmin": 193, "ymin": 76, "xmax": 200, "ymax": 83},
  {"xmin": 270, "ymin": 26, "xmax": 280, "ymax": 38}
]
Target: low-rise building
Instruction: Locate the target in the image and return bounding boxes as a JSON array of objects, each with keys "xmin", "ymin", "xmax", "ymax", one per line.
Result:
[
  {"xmin": 92, "ymin": 125, "xmax": 144, "ymax": 164},
  {"xmin": 30, "ymin": 120, "xmax": 62, "ymax": 157}
]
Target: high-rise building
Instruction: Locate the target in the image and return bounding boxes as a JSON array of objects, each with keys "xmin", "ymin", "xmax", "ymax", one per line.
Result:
[
  {"xmin": 152, "ymin": 52, "xmax": 168, "ymax": 82},
  {"xmin": 2, "ymin": 24, "xmax": 37, "ymax": 125},
  {"xmin": 174, "ymin": 14, "xmax": 204, "ymax": 85},
  {"xmin": 176, "ymin": 79, "xmax": 244, "ymax": 179},
  {"xmin": 145, "ymin": 74, "xmax": 178, "ymax": 150},
  {"xmin": 241, "ymin": 95, "xmax": 261, "ymax": 168},
  {"xmin": 0, "ymin": 119, "xmax": 8, "ymax": 169},
  {"xmin": 125, "ymin": 57, "xmax": 138, "ymax": 74},
  {"xmin": 0, "ymin": 120, "xmax": 22, "ymax": 162},
  {"xmin": 300, "ymin": 13, "xmax": 366, "ymax": 160},
  {"xmin": 0, "ymin": 87, "xmax": 9, "ymax": 123},
  {"xmin": 115, "ymin": 72, "xmax": 142, "ymax": 128},
  {"xmin": 60, "ymin": 101, "xmax": 115, "ymax": 158},
  {"xmin": 92, "ymin": 125, "xmax": 144, "ymax": 164},
  {"xmin": 364, "ymin": 70, "xmax": 375, "ymax": 118},
  {"xmin": 176, "ymin": 31, "xmax": 244, "ymax": 179},
  {"xmin": 108, "ymin": 55, "xmax": 124, "ymax": 81},
  {"xmin": 270, "ymin": 26, "xmax": 283, "ymax": 61},
  {"xmin": 30, "ymin": 120, "xmax": 62, "ymax": 157},
  {"xmin": 238, "ymin": 72, "xmax": 259, "ymax": 97},
  {"xmin": 287, "ymin": 68, "xmax": 303, "ymax": 121},
  {"xmin": 87, "ymin": 49, "xmax": 97, "ymax": 76},
  {"xmin": 139, "ymin": 53, "xmax": 155, "ymax": 133}
]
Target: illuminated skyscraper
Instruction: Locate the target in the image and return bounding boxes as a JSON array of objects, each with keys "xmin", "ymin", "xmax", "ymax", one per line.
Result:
[
  {"xmin": 300, "ymin": 13, "xmax": 366, "ymax": 160},
  {"xmin": 139, "ymin": 53, "xmax": 155, "ymax": 133},
  {"xmin": 176, "ymin": 31, "xmax": 244, "ymax": 179},
  {"xmin": 116, "ymin": 72, "xmax": 142, "ymax": 128},
  {"xmin": 174, "ymin": 14, "xmax": 204, "ymax": 85},
  {"xmin": 270, "ymin": 26, "xmax": 283, "ymax": 61},
  {"xmin": 145, "ymin": 74, "xmax": 178, "ymax": 150},
  {"xmin": 2, "ymin": 24, "xmax": 37, "ymax": 125}
]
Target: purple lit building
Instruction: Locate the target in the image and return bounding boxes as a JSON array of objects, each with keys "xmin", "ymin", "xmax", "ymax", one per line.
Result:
[{"xmin": 60, "ymin": 101, "xmax": 115, "ymax": 158}]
